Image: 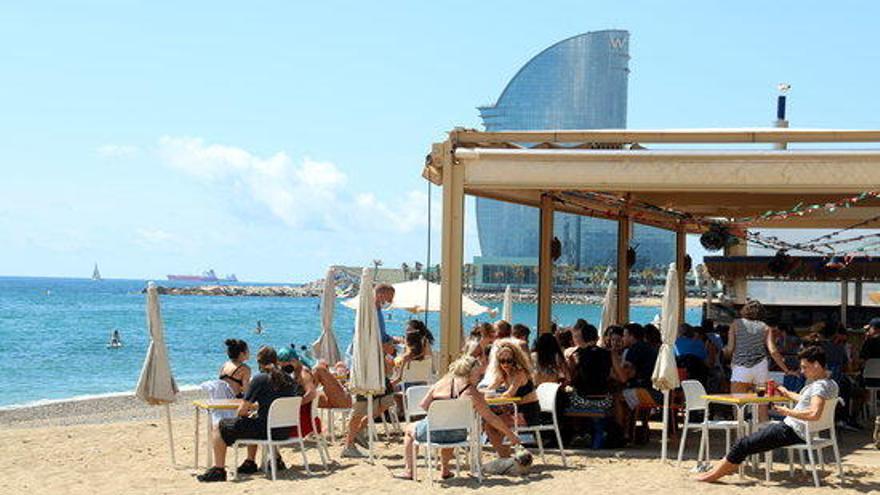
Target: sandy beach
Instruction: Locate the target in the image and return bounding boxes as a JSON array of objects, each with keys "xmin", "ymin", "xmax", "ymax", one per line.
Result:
[{"xmin": 2, "ymin": 393, "xmax": 878, "ymax": 495}]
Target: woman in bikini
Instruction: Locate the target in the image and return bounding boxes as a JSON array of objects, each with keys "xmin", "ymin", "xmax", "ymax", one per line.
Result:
[
  {"xmin": 488, "ymin": 338, "xmax": 541, "ymax": 427},
  {"xmin": 218, "ymin": 339, "xmax": 251, "ymax": 398},
  {"xmin": 397, "ymin": 354, "xmax": 522, "ymax": 480}
]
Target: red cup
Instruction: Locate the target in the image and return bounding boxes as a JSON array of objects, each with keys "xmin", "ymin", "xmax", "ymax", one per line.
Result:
[{"xmin": 767, "ymin": 380, "xmax": 777, "ymax": 397}]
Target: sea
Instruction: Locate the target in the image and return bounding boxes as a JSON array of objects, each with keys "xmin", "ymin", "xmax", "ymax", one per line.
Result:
[{"xmin": 0, "ymin": 276, "xmax": 702, "ymax": 409}]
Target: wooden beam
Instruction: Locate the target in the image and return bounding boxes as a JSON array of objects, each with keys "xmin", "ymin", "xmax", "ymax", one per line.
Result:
[
  {"xmin": 676, "ymin": 227, "xmax": 687, "ymax": 325},
  {"xmin": 452, "ymin": 128, "xmax": 880, "ymax": 145},
  {"xmin": 439, "ymin": 141, "xmax": 464, "ymax": 371},
  {"xmin": 538, "ymin": 194, "xmax": 554, "ymax": 334},
  {"xmin": 616, "ymin": 216, "xmax": 631, "ymax": 324},
  {"xmin": 457, "ymin": 148, "xmax": 880, "ymax": 194}
]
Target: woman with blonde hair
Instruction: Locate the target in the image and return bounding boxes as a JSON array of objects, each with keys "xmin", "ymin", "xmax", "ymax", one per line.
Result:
[
  {"xmin": 396, "ymin": 354, "xmax": 522, "ymax": 480},
  {"xmin": 487, "ymin": 338, "xmax": 541, "ymax": 426}
]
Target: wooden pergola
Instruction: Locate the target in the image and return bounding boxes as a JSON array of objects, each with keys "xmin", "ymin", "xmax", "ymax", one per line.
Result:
[{"xmin": 423, "ymin": 128, "xmax": 880, "ymax": 368}]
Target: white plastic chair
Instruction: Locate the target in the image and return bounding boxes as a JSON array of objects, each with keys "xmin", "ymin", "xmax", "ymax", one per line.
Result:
[
  {"xmin": 322, "ymin": 404, "xmax": 351, "ymax": 444},
  {"xmin": 231, "ymin": 397, "xmax": 310, "ymax": 481},
  {"xmin": 773, "ymin": 398, "xmax": 844, "ymax": 487},
  {"xmin": 306, "ymin": 395, "xmax": 331, "ymax": 470},
  {"xmin": 864, "ymin": 359, "xmax": 880, "ymax": 419},
  {"xmin": 412, "ymin": 397, "xmax": 482, "ymax": 485},
  {"xmin": 677, "ymin": 380, "xmax": 738, "ymax": 467},
  {"xmin": 404, "ymin": 385, "xmax": 431, "ymax": 423},
  {"xmin": 514, "ymin": 382, "xmax": 567, "ymax": 466}
]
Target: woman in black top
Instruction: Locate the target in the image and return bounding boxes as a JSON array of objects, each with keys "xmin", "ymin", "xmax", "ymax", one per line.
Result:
[
  {"xmin": 488, "ymin": 339, "xmax": 541, "ymax": 425},
  {"xmin": 199, "ymin": 346, "xmax": 303, "ymax": 483},
  {"xmin": 218, "ymin": 339, "xmax": 251, "ymax": 398}
]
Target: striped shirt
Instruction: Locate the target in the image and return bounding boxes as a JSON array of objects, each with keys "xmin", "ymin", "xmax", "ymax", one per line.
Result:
[{"xmin": 731, "ymin": 318, "xmax": 768, "ymax": 368}]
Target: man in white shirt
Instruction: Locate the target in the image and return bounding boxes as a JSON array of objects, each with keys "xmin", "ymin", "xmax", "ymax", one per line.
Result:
[{"xmin": 698, "ymin": 345, "xmax": 839, "ymax": 483}]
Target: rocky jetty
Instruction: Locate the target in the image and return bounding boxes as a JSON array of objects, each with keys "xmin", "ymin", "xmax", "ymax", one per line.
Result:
[
  {"xmin": 150, "ymin": 284, "xmax": 701, "ymax": 307},
  {"xmin": 152, "ymin": 285, "xmax": 321, "ymax": 298}
]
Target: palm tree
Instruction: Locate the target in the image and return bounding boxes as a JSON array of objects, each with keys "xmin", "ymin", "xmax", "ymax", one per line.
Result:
[
  {"xmin": 513, "ymin": 265, "xmax": 526, "ymax": 290},
  {"xmin": 414, "ymin": 261, "xmax": 424, "ymax": 278},
  {"xmin": 463, "ymin": 263, "xmax": 476, "ymax": 291},
  {"xmin": 372, "ymin": 259, "xmax": 383, "ymax": 279},
  {"xmin": 641, "ymin": 267, "xmax": 657, "ymax": 295},
  {"xmin": 401, "ymin": 262, "xmax": 410, "ymax": 281}
]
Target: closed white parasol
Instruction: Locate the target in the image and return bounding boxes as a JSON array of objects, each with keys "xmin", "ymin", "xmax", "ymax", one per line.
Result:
[
  {"xmin": 135, "ymin": 282, "xmax": 179, "ymax": 465},
  {"xmin": 652, "ymin": 263, "xmax": 681, "ymax": 462},
  {"xmin": 312, "ymin": 266, "xmax": 342, "ymax": 365},
  {"xmin": 348, "ymin": 268, "xmax": 386, "ymax": 462}
]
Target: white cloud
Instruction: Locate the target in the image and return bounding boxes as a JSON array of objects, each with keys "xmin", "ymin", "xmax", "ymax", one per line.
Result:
[
  {"xmin": 157, "ymin": 136, "xmax": 428, "ymax": 234},
  {"xmin": 96, "ymin": 144, "xmax": 139, "ymax": 158},
  {"xmin": 135, "ymin": 228, "xmax": 175, "ymax": 245}
]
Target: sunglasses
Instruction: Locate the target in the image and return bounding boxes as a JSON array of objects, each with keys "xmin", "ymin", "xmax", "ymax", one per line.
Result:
[{"xmin": 498, "ymin": 358, "xmax": 515, "ymax": 365}]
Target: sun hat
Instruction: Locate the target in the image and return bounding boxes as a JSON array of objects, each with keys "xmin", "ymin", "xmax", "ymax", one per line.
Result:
[{"xmin": 277, "ymin": 346, "xmax": 297, "ymax": 362}]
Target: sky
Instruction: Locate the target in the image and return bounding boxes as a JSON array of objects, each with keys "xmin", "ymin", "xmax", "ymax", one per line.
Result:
[{"xmin": 2, "ymin": 1, "xmax": 880, "ymax": 282}]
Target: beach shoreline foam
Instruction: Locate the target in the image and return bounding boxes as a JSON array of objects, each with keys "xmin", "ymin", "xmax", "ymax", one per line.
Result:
[{"xmin": 0, "ymin": 388, "xmax": 203, "ymax": 429}]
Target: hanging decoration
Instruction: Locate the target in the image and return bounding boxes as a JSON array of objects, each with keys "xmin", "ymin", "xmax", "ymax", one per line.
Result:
[
  {"xmin": 626, "ymin": 246, "xmax": 637, "ymax": 269},
  {"xmin": 738, "ymin": 191, "xmax": 880, "ymax": 225},
  {"xmin": 683, "ymin": 254, "xmax": 693, "ymax": 273},
  {"xmin": 767, "ymin": 250, "xmax": 794, "ymax": 276},
  {"xmin": 824, "ymin": 256, "xmax": 847, "ymax": 271},
  {"xmin": 551, "ymin": 236, "xmax": 562, "ymax": 262},
  {"xmin": 700, "ymin": 224, "xmax": 739, "ymax": 252},
  {"xmin": 558, "ymin": 190, "xmax": 880, "ymax": 262}
]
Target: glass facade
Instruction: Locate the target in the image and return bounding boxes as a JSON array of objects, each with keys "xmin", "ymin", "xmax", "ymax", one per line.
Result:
[{"xmin": 475, "ymin": 30, "xmax": 675, "ymax": 271}]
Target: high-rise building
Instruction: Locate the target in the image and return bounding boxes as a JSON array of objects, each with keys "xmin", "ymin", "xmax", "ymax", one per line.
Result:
[{"xmin": 474, "ymin": 30, "xmax": 674, "ymax": 279}]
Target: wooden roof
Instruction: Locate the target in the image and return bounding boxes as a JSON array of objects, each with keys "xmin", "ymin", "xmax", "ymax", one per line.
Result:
[{"xmin": 423, "ymin": 128, "xmax": 880, "ymax": 233}]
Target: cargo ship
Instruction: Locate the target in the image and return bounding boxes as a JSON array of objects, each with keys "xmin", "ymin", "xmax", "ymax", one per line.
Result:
[{"xmin": 167, "ymin": 269, "xmax": 238, "ymax": 282}]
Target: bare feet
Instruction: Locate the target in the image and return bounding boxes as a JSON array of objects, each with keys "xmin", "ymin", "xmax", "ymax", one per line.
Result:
[
  {"xmin": 696, "ymin": 459, "xmax": 738, "ymax": 483},
  {"xmin": 393, "ymin": 472, "xmax": 414, "ymax": 480}
]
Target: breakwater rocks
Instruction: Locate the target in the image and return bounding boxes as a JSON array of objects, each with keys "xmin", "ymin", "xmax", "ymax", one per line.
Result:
[
  {"xmin": 152, "ymin": 285, "xmax": 322, "ymax": 298},
  {"xmin": 150, "ymin": 285, "xmax": 701, "ymax": 307},
  {"xmin": 475, "ymin": 292, "xmax": 606, "ymax": 305}
]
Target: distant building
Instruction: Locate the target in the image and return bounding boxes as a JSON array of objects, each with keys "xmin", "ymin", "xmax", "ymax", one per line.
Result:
[{"xmin": 474, "ymin": 30, "xmax": 674, "ymax": 283}]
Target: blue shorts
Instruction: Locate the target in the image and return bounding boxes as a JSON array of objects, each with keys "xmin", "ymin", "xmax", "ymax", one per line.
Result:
[{"xmin": 414, "ymin": 419, "xmax": 468, "ymax": 444}]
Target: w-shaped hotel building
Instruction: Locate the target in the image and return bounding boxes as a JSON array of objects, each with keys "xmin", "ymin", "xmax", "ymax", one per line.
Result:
[{"xmin": 472, "ymin": 30, "xmax": 675, "ymax": 288}]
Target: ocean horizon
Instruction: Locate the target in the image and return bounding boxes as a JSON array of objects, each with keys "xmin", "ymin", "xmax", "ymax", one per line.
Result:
[{"xmin": 0, "ymin": 276, "xmax": 701, "ymax": 408}]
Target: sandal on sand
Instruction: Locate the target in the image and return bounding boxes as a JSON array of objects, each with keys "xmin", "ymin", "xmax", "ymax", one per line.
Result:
[
  {"xmin": 392, "ymin": 473, "xmax": 414, "ymax": 480},
  {"xmin": 441, "ymin": 472, "xmax": 455, "ymax": 480}
]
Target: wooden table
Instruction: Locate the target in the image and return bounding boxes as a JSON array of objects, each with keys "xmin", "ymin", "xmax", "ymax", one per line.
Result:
[
  {"xmin": 485, "ymin": 396, "xmax": 522, "ymax": 406},
  {"xmin": 192, "ymin": 399, "xmax": 241, "ymax": 469},
  {"xmin": 701, "ymin": 394, "xmax": 792, "ymax": 477}
]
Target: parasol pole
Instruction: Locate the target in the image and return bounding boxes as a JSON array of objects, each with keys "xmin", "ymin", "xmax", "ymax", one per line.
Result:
[{"xmin": 164, "ymin": 403, "xmax": 176, "ymax": 466}]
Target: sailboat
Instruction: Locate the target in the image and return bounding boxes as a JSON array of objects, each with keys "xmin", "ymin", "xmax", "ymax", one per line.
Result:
[{"xmin": 92, "ymin": 263, "xmax": 102, "ymax": 281}]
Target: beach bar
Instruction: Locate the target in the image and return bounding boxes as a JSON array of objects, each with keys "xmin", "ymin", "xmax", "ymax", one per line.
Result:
[{"xmin": 422, "ymin": 128, "xmax": 880, "ymax": 369}]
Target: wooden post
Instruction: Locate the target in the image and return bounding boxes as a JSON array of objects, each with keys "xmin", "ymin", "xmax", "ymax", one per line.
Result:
[
  {"xmin": 616, "ymin": 216, "xmax": 631, "ymax": 324},
  {"xmin": 676, "ymin": 227, "xmax": 687, "ymax": 325},
  {"xmin": 724, "ymin": 240, "xmax": 748, "ymax": 304},
  {"xmin": 855, "ymin": 281, "xmax": 863, "ymax": 307},
  {"xmin": 439, "ymin": 141, "xmax": 464, "ymax": 370},
  {"xmin": 538, "ymin": 194, "xmax": 554, "ymax": 333},
  {"xmin": 841, "ymin": 281, "xmax": 849, "ymax": 328}
]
